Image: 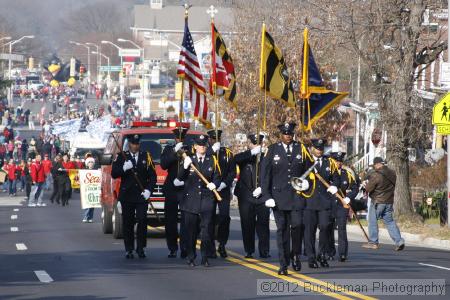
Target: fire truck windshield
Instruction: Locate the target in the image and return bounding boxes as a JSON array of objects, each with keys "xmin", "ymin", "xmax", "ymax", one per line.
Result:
[{"xmin": 122, "ymin": 133, "xmax": 200, "ymax": 163}]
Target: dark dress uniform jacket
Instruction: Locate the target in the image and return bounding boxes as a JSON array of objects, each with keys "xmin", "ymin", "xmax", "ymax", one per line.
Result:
[
  {"xmin": 177, "ymin": 154, "xmax": 221, "ymax": 214},
  {"xmin": 304, "ymin": 157, "xmax": 339, "ymax": 211},
  {"xmin": 111, "ymin": 150, "xmax": 157, "ymax": 203},
  {"xmin": 234, "ymin": 150, "xmax": 264, "ymax": 205},
  {"xmin": 207, "ymin": 147, "xmax": 236, "ymax": 194},
  {"xmin": 336, "ymin": 168, "xmax": 359, "ymax": 206},
  {"xmin": 160, "ymin": 144, "xmax": 184, "ymax": 195},
  {"xmin": 261, "ymin": 142, "xmax": 307, "ymax": 210}
]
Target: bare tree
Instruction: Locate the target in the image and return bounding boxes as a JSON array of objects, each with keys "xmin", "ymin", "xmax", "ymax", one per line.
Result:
[
  {"xmin": 307, "ymin": 0, "xmax": 447, "ymax": 218},
  {"xmin": 226, "ymin": 0, "xmax": 349, "ymax": 145}
]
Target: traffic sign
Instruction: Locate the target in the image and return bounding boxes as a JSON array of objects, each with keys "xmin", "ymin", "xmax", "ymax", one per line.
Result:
[
  {"xmin": 432, "ymin": 92, "xmax": 450, "ymax": 125},
  {"xmin": 99, "ymin": 66, "xmax": 122, "ymax": 72},
  {"xmin": 118, "ymin": 48, "xmax": 141, "ymax": 57},
  {"xmin": 437, "ymin": 125, "xmax": 450, "ymax": 134}
]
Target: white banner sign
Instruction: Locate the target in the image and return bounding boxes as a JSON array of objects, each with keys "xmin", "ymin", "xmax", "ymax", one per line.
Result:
[{"xmin": 79, "ymin": 170, "xmax": 102, "ymax": 209}]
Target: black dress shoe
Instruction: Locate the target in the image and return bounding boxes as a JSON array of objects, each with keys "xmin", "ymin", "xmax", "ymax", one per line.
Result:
[
  {"xmin": 188, "ymin": 259, "xmax": 196, "ymax": 267},
  {"xmin": 308, "ymin": 260, "xmax": 319, "ymax": 268},
  {"xmin": 278, "ymin": 267, "xmax": 288, "ymax": 276},
  {"xmin": 168, "ymin": 250, "xmax": 177, "ymax": 258},
  {"xmin": 291, "ymin": 256, "xmax": 302, "ymax": 272},
  {"xmin": 318, "ymin": 256, "xmax": 329, "ymax": 268},
  {"xmin": 339, "ymin": 255, "xmax": 346, "ymax": 262},
  {"xmin": 201, "ymin": 257, "xmax": 210, "ymax": 267},
  {"xmin": 180, "ymin": 250, "xmax": 188, "ymax": 259},
  {"xmin": 260, "ymin": 252, "xmax": 271, "ymax": 258},
  {"xmin": 245, "ymin": 253, "xmax": 253, "ymax": 258},
  {"xmin": 125, "ymin": 251, "xmax": 134, "ymax": 259},
  {"xmin": 218, "ymin": 245, "xmax": 228, "ymax": 258},
  {"xmin": 136, "ymin": 250, "xmax": 146, "ymax": 258}
]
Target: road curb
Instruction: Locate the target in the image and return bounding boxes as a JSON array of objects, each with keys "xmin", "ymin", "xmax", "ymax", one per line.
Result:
[{"xmin": 347, "ymin": 224, "xmax": 450, "ymax": 251}]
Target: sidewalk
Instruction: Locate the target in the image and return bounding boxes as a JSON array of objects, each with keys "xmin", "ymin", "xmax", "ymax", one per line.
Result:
[
  {"xmin": 346, "ymin": 224, "xmax": 450, "ymax": 251},
  {"xmin": 230, "ymin": 207, "xmax": 450, "ymax": 251}
]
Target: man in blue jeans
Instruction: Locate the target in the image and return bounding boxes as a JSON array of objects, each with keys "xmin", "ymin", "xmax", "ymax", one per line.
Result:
[{"xmin": 362, "ymin": 157, "xmax": 405, "ymax": 251}]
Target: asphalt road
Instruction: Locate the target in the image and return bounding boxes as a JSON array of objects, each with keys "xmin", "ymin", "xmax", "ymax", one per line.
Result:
[{"xmin": 1, "ymin": 190, "xmax": 449, "ymax": 300}]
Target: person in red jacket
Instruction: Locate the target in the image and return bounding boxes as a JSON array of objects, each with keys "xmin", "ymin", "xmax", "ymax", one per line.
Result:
[
  {"xmin": 2, "ymin": 159, "xmax": 17, "ymax": 196},
  {"xmin": 28, "ymin": 154, "xmax": 46, "ymax": 207},
  {"xmin": 42, "ymin": 154, "xmax": 53, "ymax": 191}
]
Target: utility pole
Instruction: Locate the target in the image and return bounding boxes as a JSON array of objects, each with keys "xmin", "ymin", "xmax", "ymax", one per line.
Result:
[
  {"xmin": 447, "ymin": 1, "xmax": 450, "ymax": 228},
  {"xmin": 355, "ymin": 50, "xmax": 361, "ymax": 156}
]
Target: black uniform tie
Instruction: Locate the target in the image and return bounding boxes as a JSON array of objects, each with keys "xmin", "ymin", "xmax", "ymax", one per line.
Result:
[{"xmin": 286, "ymin": 145, "xmax": 292, "ymax": 159}]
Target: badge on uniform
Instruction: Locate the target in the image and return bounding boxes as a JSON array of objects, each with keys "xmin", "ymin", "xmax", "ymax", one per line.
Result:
[
  {"xmin": 208, "ymin": 167, "xmax": 212, "ymax": 171},
  {"xmin": 274, "ymin": 155, "xmax": 280, "ymax": 161},
  {"xmin": 142, "ymin": 160, "xmax": 146, "ymax": 164},
  {"xmin": 343, "ymin": 181, "xmax": 348, "ymax": 185},
  {"xmin": 296, "ymin": 154, "xmax": 301, "ymax": 160},
  {"xmin": 326, "ymin": 167, "xmax": 330, "ymax": 171}
]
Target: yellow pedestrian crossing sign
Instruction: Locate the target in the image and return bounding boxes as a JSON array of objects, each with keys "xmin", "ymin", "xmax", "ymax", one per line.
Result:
[{"xmin": 433, "ymin": 93, "xmax": 450, "ymax": 134}]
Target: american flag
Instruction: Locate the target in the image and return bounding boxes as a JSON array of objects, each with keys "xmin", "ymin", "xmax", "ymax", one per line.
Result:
[{"xmin": 177, "ymin": 19, "xmax": 211, "ymax": 128}]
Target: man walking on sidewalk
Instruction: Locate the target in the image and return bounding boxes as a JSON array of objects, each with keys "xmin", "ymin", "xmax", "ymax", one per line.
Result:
[
  {"xmin": 28, "ymin": 155, "xmax": 46, "ymax": 207},
  {"xmin": 362, "ymin": 157, "xmax": 405, "ymax": 251}
]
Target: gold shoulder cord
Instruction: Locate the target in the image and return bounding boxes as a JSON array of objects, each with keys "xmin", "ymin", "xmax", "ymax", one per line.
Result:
[
  {"xmin": 329, "ymin": 158, "xmax": 340, "ymax": 175},
  {"xmin": 298, "ymin": 144, "xmax": 316, "ymax": 198},
  {"xmin": 212, "ymin": 155, "xmax": 220, "ymax": 174},
  {"xmin": 146, "ymin": 152, "xmax": 156, "ymax": 172}
]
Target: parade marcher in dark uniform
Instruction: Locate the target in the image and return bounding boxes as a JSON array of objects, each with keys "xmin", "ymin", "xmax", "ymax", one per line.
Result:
[
  {"xmin": 206, "ymin": 129, "xmax": 236, "ymax": 258},
  {"xmin": 177, "ymin": 134, "xmax": 221, "ymax": 267},
  {"xmin": 111, "ymin": 134, "xmax": 157, "ymax": 259},
  {"xmin": 49, "ymin": 154, "xmax": 62, "ymax": 204},
  {"xmin": 234, "ymin": 134, "xmax": 270, "ymax": 259},
  {"xmin": 303, "ymin": 139, "xmax": 340, "ymax": 269},
  {"xmin": 161, "ymin": 127, "xmax": 189, "ymax": 258},
  {"xmin": 327, "ymin": 151, "xmax": 359, "ymax": 262},
  {"xmin": 261, "ymin": 123, "xmax": 310, "ymax": 275}
]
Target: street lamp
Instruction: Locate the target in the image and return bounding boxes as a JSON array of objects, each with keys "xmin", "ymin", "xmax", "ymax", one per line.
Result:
[
  {"xmin": 117, "ymin": 38, "xmax": 145, "ymax": 64},
  {"xmin": 92, "ymin": 51, "xmax": 110, "ymax": 79},
  {"xmin": 69, "ymin": 41, "xmax": 91, "ymax": 81},
  {"xmin": 101, "ymin": 40, "xmax": 123, "ymax": 65},
  {"xmin": 8, "ymin": 35, "xmax": 34, "ymax": 107},
  {"xmin": 86, "ymin": 42, "xmax": 99, "ymax": 80}
]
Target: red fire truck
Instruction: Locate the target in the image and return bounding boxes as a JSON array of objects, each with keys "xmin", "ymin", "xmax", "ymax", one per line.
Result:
[{"xmin": 99, "ymin": 120, "xmax": 203, "ymax": 239}]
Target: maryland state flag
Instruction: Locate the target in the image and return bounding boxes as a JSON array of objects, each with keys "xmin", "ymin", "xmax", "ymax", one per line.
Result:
[
  {"xmin": 211, "ymin": 23, "xmax": 237, "ymax": 109},
  {"xmin": 301, "ymin": 28, "xmax": 348, "ymax": 130},
  {"xmin": 259, "ymin": 23, "xmax": 295, "ymax": 108}
]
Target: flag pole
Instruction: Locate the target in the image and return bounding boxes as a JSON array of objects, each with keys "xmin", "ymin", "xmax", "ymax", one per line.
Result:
[
  {"xmin": 301, "ymin": 27, "xmax": 309, "ymax": 133},
  {"xmin": 208, "ymin": 5, "xmax": 220, "ymax": 151},
  {"xmin": 255, "ymin": 22, "xmax": 266, "ymax": 187},
  {"xmin": 179, "ymin": 4, "xmax": 191, "ymax": 140}
]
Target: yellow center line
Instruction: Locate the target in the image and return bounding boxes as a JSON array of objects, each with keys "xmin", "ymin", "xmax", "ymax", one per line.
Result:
[
  {"xmin": 226, "ymin": 249, "xmax": 377, "ymax": 300},
  {"xmin": 193, "ymin": 242, "xmax": 357, "ymax": 300}
]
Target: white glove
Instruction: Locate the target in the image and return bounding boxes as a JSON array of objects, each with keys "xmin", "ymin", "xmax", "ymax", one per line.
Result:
[
  {"xmin": 265, "ymin": 198, "xmax": 276, "ymax": 208},
  {"xmin": 183, "ymin": 156, "xmax": 192, "ymax": 169},
  {"xmin": 252, "ymin": 187, "xmax": 262, "ymax": 198},
  {"xmin": 173, "ymin": 178, "xmax": 184, "ymax": 187},
  {"xmin": 250, "ymin": 145, "xmax": 261, "ymax": 156},
  {"xmin": 217, "ymin": 182, "xmax": 227, "ymax": 192},
  {"xmin": 207, "ymin": 182, "xmax": 216, "ymax": 191},
  {"xmin": 174, "ymin": 142, "xmax": 183, "ymax": 152},
  {"xmin": 327, "ymin": 185, "xmax": 338, "ymax": 195},
  {"xmin": 343, "ymin": 197, "xmax": 351, "ymax": 205},
  {"xmin": 212, "ymin": 142, "xmax": 221, "ymax": 152},
  {"xmin": 300, "ymin": 179, "xmax": 310, "ymax": 191},
  {"xmin": 141, "ymin": 189, "xmax": 151, "ymax": 199},
  {"xmin": 123, "ymin": 160, "xmax": 133, "ymax": 172}
]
